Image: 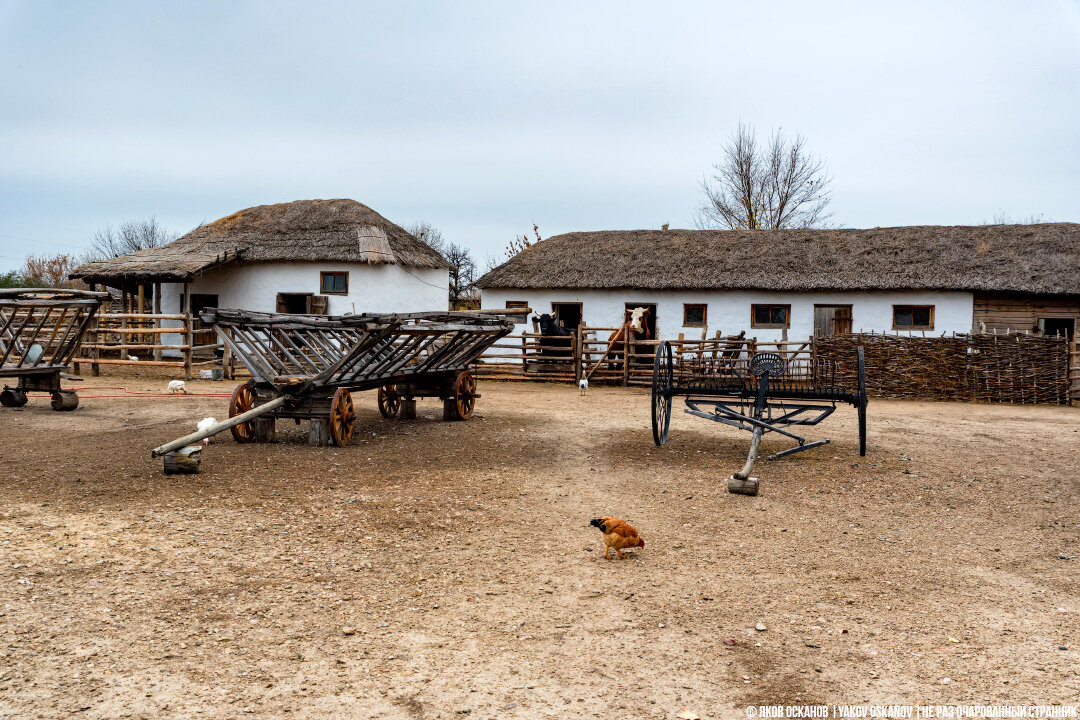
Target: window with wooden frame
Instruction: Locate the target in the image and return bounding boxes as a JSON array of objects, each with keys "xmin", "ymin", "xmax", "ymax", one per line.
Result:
[
  {"xmin": 893, "ymin": 305, "xmax": 934, "ymax": 330},
  {"xmin": 320, "ymin": 271, "xmax": 348, "ymax": 295},
  {"xmin": 683, "ymin": 303, "xmax": 706, "ymax": 327},
  {"xmin": 751, "ymin": 304, "xmax": 790, "ymax": 329},
  {"xmin": 505, "ymin": 300, "xmax": 530, "ymax": 324}
]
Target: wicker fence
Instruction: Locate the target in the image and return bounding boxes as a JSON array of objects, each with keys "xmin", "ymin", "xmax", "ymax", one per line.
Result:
[
  {"xmin": 479, "ymin": 327, "xmax": 1074, "ymax": 405},
  {"xmin": 816, "ymin": 331, "xmax": 1072, "ymax": 404}
]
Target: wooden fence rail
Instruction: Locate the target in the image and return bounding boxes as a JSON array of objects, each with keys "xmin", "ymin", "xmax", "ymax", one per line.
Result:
[{"xmin": 70, "ymin": 310, "xmax": 236, "ymax": 380}]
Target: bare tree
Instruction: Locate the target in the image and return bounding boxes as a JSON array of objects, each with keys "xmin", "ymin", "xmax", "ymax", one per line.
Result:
[
  {"xmin": 406, "ymin": 221, "xmax": 478, "ymax": 309},
  {"xmin": 443, "ymin": 241, "xmax": 478, "ymax": 309},
  {"xmin": 85, "ymin": 216, "xmax": 179, "ymax": 261},
  {"xmin": 405, "ymin": 221, "xmax": 446, "ymax": 256},
  {"xmin": 20, "ymin": 253, "xmax": 84, "ymax": 288},
  {"xmin": 696, "ymin": 124, "xmax": 832, "ymax": 230}
]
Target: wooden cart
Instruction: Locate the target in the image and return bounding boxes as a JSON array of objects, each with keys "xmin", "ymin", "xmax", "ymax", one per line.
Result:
[
  {"xmin": 0, "ymin": 289, "xmax": 109, "ymax": 411},
  {"xmin": 152, "ymin": 308, "xmax": 515, "ymax": 460}
]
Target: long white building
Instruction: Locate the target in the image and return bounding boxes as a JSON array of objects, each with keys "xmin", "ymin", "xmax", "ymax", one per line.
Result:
[{"xmin": 477, "ymin": 224, "xmax": 1080, "ymax": 342}]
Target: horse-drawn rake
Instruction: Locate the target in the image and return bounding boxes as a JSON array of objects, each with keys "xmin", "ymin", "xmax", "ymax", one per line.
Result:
[
  {"xmin": 152, "ymin": 308, "xmax": 514, "ymax": 471},
  {"xmin": 1, "ymin": 289, "xmax": 109, "ymax": 411},
  {"xmin": 650, "ymin": 341, "xmax": 867, "ymax": 496}
]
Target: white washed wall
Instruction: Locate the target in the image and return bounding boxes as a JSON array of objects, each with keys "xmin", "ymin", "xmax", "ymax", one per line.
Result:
[
  {"xmin": 480, "ymin": 288, "xmax": 974, "ymax": 341},
  {"xmin": 159, "ymin": 262, "xmax": 449, "ymax": 353}
]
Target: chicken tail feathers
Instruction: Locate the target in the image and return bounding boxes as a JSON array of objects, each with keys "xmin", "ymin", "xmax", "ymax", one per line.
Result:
[{"xmin": 589, "ymin": 518, "xmax": 607, "ymax": 531}]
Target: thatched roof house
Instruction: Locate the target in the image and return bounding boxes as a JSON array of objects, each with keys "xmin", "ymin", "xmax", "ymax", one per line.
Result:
[
  {"xmin": 477, "ymin": 223, "xmax": 1080, "ymax": 295},
  {"xmin": 478, "ymin": 223, "xmax": 1080, "ymax": 341},
  {"xmin": 70, "ymin": 199, "xmax": 450, "ymax": 320},
  {"xmin": 74, "ymin": 199, "xmax": 449, "ymax": 284}
]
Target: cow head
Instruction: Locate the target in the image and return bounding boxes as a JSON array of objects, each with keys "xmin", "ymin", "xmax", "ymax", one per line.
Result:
[{"xmin": 628, "ymin": 307, "xmax": 650, "ymax": 335}]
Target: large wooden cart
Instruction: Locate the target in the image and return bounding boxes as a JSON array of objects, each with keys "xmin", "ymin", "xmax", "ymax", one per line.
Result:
[
  {"xmin": 152, "ymin": 308, "xmax": 515, "ymax": 459},
  {"xmin": 651, "ymin": 342, "xmax": 867, "ymax": 496},
  {"xmin": 0, "ymin": 289, "xmax": 109, "ymax": 411}
]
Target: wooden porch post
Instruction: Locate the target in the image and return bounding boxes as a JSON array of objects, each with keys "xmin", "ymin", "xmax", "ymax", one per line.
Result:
[{"xmin": 153, "ymin": 282, "xmax": 162, "ymax": 362}]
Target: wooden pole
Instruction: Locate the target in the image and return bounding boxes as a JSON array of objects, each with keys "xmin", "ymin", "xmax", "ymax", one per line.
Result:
[
  {"xmin": 153, "ymin": 282, "xmax": 162, "ymax": 362},
  {"xmin": 183, "ymin": 309, "xmax": 193, "ymax": 380},
  {"xmin": 151, "ymin": 395, "xmax": 288, "ymax": 457}
]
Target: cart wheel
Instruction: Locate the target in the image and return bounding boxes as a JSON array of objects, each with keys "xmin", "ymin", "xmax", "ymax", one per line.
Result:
[
  {"xmin": 453, "ymin": 372, "xmax": 477, "ymax": 420},
  {"xmin": 229, "ymin": 382, "xmax": 258, "ymax": 443},
  {"xmin": 329, "ymin": 387, "xmax": 356, "ymax": 447},
  {"xmin": 0, "ymin": 389, "xmax": 28, "ymax": 407},
  {"xmin": 377, "ymin": 384, "xmax": 401, "ymax": 418},
  {"xmin": 51, "ymin": 391, "xmax": 78, "ymax": 411},
  {"xmin": 651, "ymin": 341, "xmax": 674, "ymax": 445}
]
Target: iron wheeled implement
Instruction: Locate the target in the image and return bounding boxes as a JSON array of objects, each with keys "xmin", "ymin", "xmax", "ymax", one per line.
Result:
[
  {"xmin": 151, "ymin": 308, "xmax": 515, "ymax": 465},
  {"xmin": 650, "ymin": 341, "xmax": 867, "ymax": 496},
  {"xmin": 0, "ymin": 289, "xmax": 109, "ymax": 411}
]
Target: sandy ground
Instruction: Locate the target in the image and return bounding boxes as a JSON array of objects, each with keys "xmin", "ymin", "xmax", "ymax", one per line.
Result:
[{"xmin": 0, "ymin": 377, "xmax": 1078, "ymax": 719}]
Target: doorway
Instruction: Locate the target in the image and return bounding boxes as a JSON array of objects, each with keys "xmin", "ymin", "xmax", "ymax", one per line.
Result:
[
  {"xmin": 624, "ymin": 302, "xmax": 657, "ymax": 338},
  {"xmin": 277, "ymin": 293, "xmax": 313, "ymax": 314},
  {"xmin": 551, "ymin": 302, "xmax": 582, "ymax": 331},
  {"xmin": 814, "ymin": 305, "xmax": 852, "ymax": 337}
]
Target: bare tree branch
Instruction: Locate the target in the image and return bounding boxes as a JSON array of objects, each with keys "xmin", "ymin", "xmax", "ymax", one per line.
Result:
[
  {"xmin": 697, "ymin": 124, "xmax": 832, "ymax": 230},
  {"xmin": 85, "ymin": 216, "xmax": 179, "ymax": 261}
]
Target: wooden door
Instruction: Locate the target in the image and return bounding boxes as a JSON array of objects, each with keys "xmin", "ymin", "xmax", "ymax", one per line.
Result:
[{"xmin": 814, "ymin": 305, "xmax": 853, "ymax": 337}]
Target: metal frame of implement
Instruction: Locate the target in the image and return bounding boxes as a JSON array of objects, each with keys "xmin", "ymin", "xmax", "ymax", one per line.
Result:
[
  {"xmin": 152, "ymin": 308, "xmax": 515, "ymax": 458},
  {"xmin": 0, "ymin": 289, "xmax": 109, "ymax": 411},
  {"xmin": 650, "ymin": 341, "xmax": 867, "ymax": 496}
]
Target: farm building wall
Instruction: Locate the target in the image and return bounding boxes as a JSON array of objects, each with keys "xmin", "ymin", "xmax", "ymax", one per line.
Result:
[
  {"xmin": 972, "ymin": 292, "xmax": 1079, "ymax": 336},
  {"xmin": 480, "ymin": 288, "xmax": 974, "ymax": 341},
  {"xmin": 158, "ymin": 262, "xmax": 449, "ymax": 353}
]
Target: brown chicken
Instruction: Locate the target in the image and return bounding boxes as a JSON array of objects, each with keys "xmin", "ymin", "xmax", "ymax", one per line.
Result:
[{"xmin": 590, "ymin": 517, "xmax": 645, "ymax": 559}]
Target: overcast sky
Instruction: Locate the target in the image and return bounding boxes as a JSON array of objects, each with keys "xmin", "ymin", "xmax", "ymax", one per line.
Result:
[{"xmin": 1, "ymin": 0, "xmax": 1078, "ymax": 272}]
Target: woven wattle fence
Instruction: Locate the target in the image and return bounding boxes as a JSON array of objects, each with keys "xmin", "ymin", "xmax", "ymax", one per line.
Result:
[{"xmin": 816, "ymin": 332, "xmax": 1071, "ymax": 405}]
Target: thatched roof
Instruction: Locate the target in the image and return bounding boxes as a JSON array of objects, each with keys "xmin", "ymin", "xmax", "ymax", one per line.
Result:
[
  {"xmin": 477, "ymin": 223, "xmax": 1080, "ymax": 295},
  {"xmin": 73, "ymin": 199, "xmax": 450, "ymax": 283}
]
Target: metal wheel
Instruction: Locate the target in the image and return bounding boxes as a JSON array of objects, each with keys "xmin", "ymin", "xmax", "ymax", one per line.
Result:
[
  {"xmin": 0, "ymin": 388, "xmax": 28, "ymax": 407},
  {"xmin": 329, "ymin": 387, "xmax": 356, "ymax": 447},
  {"xmin": 453, "ymin": 372, "xmax": 477, "ymax": 420},
  {"xmin": 229, "ymin": 382, "xmax": 257, "ymax": 443},
  {"xmin": 377, "ymin": 384, "xmax": 401, "ymax": 418},
  {"xmin": 51, "ymin": 391, "xmax": 78, "ymax": 411},
  {"xmin": 651, "ymin": 341, "xmax": 673, "ymax": 445}
]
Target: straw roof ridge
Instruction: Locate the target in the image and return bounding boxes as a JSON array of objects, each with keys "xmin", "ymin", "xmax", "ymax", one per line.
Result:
[
  {"xmin": 73, "ymin": 199, "xmax": 450, "ymax": 282},
  {"xmin": 476, "ymin": 223, "xmax": 1080, "ymax": 295}
]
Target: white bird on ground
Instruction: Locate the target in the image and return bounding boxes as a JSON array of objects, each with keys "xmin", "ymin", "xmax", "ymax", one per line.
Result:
[
  {"xmin": 127, "ymin": 355, "xmax": 138, "ymax": 362},
  {"xmin": 197, "ymin": 417, "xmax": 217, "ymax": 445},
  {"xmin": 579, "ymin": 377, "xmax": 588, "ymax": 396},
  {"xmin": 167, "ymin": 380, "xmax": 187, "ymax": 394}
]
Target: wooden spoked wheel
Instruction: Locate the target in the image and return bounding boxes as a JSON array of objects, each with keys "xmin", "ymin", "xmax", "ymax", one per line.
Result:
[
  {"xmin": 329, "ymin": 387, "xmax": 356, "ymax": 447},
  {"xmin": 651, "ymin": 341, "xmax": 674, "ymax": 446},
  {"xmin": 453, "ymin": 372, "xmax": 477, "ymax": 420},
  {"xmin": 377, "ymin": 384, "xmax": 401, "ymax": 418},
  {"xmin": 229, "ymin": 382, "xmax": 258, "ymax": 443}
]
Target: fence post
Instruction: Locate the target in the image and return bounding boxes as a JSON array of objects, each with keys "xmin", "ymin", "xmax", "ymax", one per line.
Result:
[
  {"xmin": 183, "ymin": 311, "xmax": 193, "ymax": 380},
  {"xmin": 574, "ymin": 324, "xmax": 583, "ymax": 380},
  {"xmin": 623, "ymin": 332, "xmax": 632, "ymax": 386},
  {"xmin": 153, "ymin": 283, "xmax": 162, "ymax": 362}
]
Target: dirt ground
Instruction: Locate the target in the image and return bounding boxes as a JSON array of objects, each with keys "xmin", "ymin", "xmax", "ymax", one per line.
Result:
[{"xmin": 1, "ymin": 376, "xmax": 1078, "ymax": 719}]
